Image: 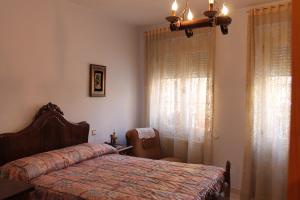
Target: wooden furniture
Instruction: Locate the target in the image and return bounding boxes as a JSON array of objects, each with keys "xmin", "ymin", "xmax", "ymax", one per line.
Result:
[
  {"xmin": 0, "ymin": 103, "xmax": 230, "ymax": 200},
  {"xmin": 0, "ymin": 102, "xmax": 89, "ymax": 166},
  {"xmin": 104, "ymin": 142, "xmax": 133, "ymax": 155},
  {"xmin": 115, "ymin": 145, "xmax": 133, "ymax": 155},
  {"xmin": 288, "ymin": 1, "xmax": 300, "ymax": 199},
  {"xmin": 126, "ymin": 129, "xmax": 182, "ymax": 162},
  {"xmin": 0, "ymin": 178, "xmax": 34, "ymax": 200}
]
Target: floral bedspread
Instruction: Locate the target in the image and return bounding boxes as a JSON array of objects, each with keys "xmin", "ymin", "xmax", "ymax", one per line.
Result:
[
  {"xmin": 0, "ymin": 143, "xmax": 225, "ymax": 200},
  {"xmin": 31, "ymin": 155, "xmax": 224, "ymax": 200}
]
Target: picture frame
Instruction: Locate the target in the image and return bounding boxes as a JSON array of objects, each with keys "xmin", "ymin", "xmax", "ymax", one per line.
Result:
[{"xmin": 90, "ymin": 64, "xmax": 106, "ymax": 97}]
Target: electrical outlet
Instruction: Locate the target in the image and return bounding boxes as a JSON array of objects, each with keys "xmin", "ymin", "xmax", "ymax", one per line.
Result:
[{"xmin": 91, "ymin": 130, "xmax": 97, "ymax": 136}]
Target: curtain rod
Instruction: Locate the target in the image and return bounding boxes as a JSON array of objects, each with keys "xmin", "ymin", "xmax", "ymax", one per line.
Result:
[
  {"xmin": 246, "ymin": 1, "xmax": 291, "ymax": 12},
  {"xmin": 145, "ymin": 1, "xmax": 291, "ymax": 34},
  {"xmin": 144, "ymin": 27, "xmax": 170, "ymax": 35}
]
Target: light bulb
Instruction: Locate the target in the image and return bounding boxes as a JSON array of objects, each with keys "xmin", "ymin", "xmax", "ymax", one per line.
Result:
[
  {"xmin": 187, "ymin": 9, "xmax": 194, "ymax": 21},
  {"xmin": 221, "ymin": 4, "xmax": 229, "ymax": 16},
  {"xmin": 208, "ymin": 0, "xmax": 214, "ymax": 11},
  {"xmin": 172, "ymin": 0, "xmax": 178, "ymax": 11}
]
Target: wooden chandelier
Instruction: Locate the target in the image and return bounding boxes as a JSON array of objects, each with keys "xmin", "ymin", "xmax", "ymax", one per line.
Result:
[{"xmin": 166, "ymin": 0, "xmax": 232, "ymax": 38}]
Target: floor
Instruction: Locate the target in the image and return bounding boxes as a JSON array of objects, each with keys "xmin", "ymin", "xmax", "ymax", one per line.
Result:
[{"xmin": 231, "ymin": 190, "xmax": 240, "ymax": 200}]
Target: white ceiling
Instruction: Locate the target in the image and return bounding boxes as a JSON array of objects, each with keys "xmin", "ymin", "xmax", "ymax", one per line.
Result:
[{"xmin": 69, "ymin": 0, "xmax": 277, "ymax": 26}]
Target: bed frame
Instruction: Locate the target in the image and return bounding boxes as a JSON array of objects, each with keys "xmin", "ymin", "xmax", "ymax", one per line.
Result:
[
  {"xmin": 214, "ymin": 161, "xmax": 231, "ymax": 200},
  {"xmin": 0, "ymin": 103, "xmax": 230, "ymax": 200},
  {"xmin": 0, "ymin": 103, "xmax": 89, "ymax": 166}
]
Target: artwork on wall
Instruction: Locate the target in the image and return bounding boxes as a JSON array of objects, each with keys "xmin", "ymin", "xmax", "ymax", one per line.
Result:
[{"xmin": 90, "ymin": 64, "xmax": 106, "ymax": 97}]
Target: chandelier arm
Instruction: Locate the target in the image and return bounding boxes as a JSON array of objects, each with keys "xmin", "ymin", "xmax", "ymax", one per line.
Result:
[
  {"xmin": 174, "ymin": 18, "xmax": 214, "ymax": 30},
  {"xmin": 215, "ymin": 0, "xmax": 221, "ymax": 12},
  {"xmin": 185, "ymin": 29, "xmax": 194, "ymax": 38},
  {"xmin": 214, "ymin": 16, "xmax": 232, "ymax": 26},
  {"xmin": 169, "ymin": 16, "xmax": 232, "ymax": 33},
  {"xmin": 179, "ymin": 0, "xmax": 189, "ymax": 19}
]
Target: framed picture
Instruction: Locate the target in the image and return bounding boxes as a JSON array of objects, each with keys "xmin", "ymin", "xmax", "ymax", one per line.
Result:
[{"xmin": 90, "ymin": 64, "xmax": 106, "ymax": 97}]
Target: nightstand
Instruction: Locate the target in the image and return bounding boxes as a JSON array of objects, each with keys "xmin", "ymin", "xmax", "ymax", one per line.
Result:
[
  {"xmin": 115, "ymin": 145, "xmax": 133, "ymax": 155},
  {"xmin": 105, "ymin": 142, "xmax": 133, "ymax": 155},
  {"xmin": 0, "ymin": 178, "xmax": 34, "ymax": 200}
]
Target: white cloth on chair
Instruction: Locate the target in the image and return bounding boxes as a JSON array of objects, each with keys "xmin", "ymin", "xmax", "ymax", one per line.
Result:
[{"xmin": 136, "ymin": 128, "xmax": 155, "ymax": 139}]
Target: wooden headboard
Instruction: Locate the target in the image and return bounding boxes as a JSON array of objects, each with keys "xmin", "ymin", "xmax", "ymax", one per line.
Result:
[{"xmin": 0, "ymin": 103, "xmax": 89, "ymax": 166}]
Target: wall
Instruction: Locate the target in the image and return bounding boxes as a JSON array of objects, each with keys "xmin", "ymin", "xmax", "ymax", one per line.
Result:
[
  {"xmin": 0, "ymin": 0, "xmax": 141, "ymax": 144},
  {"xmin": 213, "ymin": 7, "xmax": 248, "ymax": 191}
]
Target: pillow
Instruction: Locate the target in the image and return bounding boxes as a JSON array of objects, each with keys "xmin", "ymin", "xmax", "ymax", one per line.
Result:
[{"xmin": 0, "ymin": 143, "xmax": 117, "ymax": 182}]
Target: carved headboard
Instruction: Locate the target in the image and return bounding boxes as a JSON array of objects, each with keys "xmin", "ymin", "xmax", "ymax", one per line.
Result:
[{"xmin": 0, "ymin": 103, "xmax": 89, "ymax": 166}]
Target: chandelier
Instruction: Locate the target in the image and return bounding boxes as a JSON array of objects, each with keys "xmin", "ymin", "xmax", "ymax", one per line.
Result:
[{"xmin": 166, "ymin": 0, "xmax": 232, "ymax": 38}]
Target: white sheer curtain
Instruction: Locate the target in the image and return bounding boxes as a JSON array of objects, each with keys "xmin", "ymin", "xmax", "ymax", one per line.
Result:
[
  {"xmin": 241, "ymin": 3, "xmax": 291, "ymax": 200},
  {"xmin": 145, "ymin": 28, "xmax": 215, "ymax": 164}
]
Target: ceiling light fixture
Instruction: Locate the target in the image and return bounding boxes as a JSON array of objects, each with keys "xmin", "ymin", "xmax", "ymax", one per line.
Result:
[{"xmin": 166, "ymin": 0, "xmax": 232, "ymax": 38}]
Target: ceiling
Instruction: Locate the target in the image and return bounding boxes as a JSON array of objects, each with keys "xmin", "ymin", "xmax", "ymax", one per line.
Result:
[{"xmin": 69, "ymin": 0, "xmax": 276, "ymax": 26}]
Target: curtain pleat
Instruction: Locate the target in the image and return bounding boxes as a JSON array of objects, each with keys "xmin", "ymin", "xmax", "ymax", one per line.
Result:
[
  {"xmin": 145, "ymin": 28, "xmax": 215, "ymax": 164},
  {"xmin": 241, "ymin": 2, "xmax": 291, "ymax": 200}
]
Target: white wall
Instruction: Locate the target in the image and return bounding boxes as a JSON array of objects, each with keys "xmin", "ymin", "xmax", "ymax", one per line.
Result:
[
  {"xmin": 0, "ymin": 0, "xmax": 141, "ymax": 144},
  {"xmin": 213, "ymin": 8, "xmax": 248, "ymax": 191}
]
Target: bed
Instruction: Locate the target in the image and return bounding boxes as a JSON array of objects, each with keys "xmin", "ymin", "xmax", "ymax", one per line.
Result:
[{"xmin": 0, "ymin": 103, "xmax": 231, "ymax": 200}]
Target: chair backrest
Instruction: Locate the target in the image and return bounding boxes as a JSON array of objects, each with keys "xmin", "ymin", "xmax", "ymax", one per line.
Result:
[{"xmin": 126, "ymin": 129, "xmax": 162, "ymax": 159}]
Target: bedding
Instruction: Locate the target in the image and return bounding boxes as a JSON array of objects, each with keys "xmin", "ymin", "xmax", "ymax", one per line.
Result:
[
  {"xmin": 0, "ymin": 143, "xmax": 225, "ymax": 200},
  {"xmin": 0, "ymin": 143, "xmax": 117, "ymax": 182}
]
